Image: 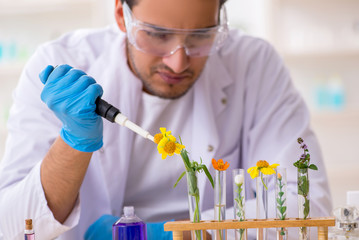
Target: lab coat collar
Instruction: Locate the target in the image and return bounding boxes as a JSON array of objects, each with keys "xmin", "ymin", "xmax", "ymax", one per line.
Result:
[{"xmin": 190, "ymin": 52, "xmax": 234, "ymax": 208}]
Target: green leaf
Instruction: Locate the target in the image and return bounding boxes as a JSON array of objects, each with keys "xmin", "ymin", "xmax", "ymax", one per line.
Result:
[
  {"xmin": 280, "ymin": 206, "xmax": 287, "ymax": 214},
  {"xmin": 279, "ymin": 192, "xmax": 284, "ymax": 197},
  {"xmin": 187, "ymin": 171, "xmax": 199, "ymax": 196},
  {"xmin": 302, "ymin": 179, "xmax": 309, "ymax": 195},
  {"xmin": 304, "ymin": 198, "xmax": 310, "ymax": 219},
  {"xmin": 180, "ymin": 149, "xmax": 192, "ymax": 171},
  {"xmin": 298, "ymin": 163, "xmax": 308, "ymax": 169},
  {"xmin": 298, "ymin": 188, "xmax": 304, "ymax": 196},
  {"xmin": 173, "ymin": 171, "xmax": 186, "ymax": 188},
  {"xmin": 309, "ymin": 164, "xmax": 318, "ymax": 170},
  {"xmin": 201, "ymin": 164, "xmax": 214, "ymax": 188}
]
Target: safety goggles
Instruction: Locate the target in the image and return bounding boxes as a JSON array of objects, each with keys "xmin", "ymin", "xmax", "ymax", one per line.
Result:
[{"xmin": 122, "ymin": 2, "xmax": 229, "ymax": 57}]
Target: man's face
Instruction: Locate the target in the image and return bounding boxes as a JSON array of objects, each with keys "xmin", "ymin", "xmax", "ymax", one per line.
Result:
[{"xmin": 116, "ymin": 0, "xmax": 220, "ymax": 99}]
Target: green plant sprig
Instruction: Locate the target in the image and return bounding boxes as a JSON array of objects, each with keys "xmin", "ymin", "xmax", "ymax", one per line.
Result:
[
  {"xmin": 276, "ymin": 176, "xmax": 287, "ymax": 236},
  {"xmin": 234, "ymin": 183, "xmax": 245, "ymax": 240},
  {"xmin": 294, "ymin": 137, "xmax": 315, "ymax": 224},
  {"xmin": 173, "ymin": 138, "xmax": 214, "ymax": 189},
  {"xmin": 293, "ymin": 137, "xmax": 318, "ymax": 170}
]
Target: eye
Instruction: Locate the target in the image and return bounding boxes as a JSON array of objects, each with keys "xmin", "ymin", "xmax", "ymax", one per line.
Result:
[
  {"xmin": 144, "ymin": 30, "xmax": 172, "ymax": 41},
  {"xmin": 189, "ymin": 33, "xmax": 212, "ymax": 40}
]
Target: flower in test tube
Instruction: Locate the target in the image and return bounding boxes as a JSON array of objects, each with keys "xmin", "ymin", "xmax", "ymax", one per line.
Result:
[
  {"xmin": 212, "ymin": 158, "xmax": 230, "ymax": 171},
  {"xmin": 154, "ymin": 127, "xmax": 214, "ymax": 240},
  {"xmin": 234, "ymin": 172, "xmax": 245, "ymax": 239},
  {"xmin": 247, "ymin": 160, "xmax": 279, "ymax": 190},
  {"xmin": 212, "ymin": 158, "xmax": 229, "ymax": 240},
  {"xmin": 247, "ymin": 160, "xmax": 279, "ymax": 179}
]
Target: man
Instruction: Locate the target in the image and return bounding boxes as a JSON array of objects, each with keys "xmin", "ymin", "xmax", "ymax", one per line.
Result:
[{"xmin": 0, "ymin": 0, "xmax": 332, "ymax": 239}]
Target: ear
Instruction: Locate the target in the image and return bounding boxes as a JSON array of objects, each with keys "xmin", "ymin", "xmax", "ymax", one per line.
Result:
[{"xmin": 115, "ymin": 0, "xmax": 126, "ymax": 32}]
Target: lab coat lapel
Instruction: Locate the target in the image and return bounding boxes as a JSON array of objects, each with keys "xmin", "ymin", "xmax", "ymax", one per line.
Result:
[
  {"xmin": 87, "ymin": 31, "xmax": 142, "ymax": 215},
  {"xmin": 191, "ymin": 54, "xmax": 233, "ymax": 208}
]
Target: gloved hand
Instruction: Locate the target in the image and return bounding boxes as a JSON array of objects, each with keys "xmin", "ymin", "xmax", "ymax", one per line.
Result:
[
  {"xmin": 39, "ymin": 64, "xmax": 103, "ymax": 152},
  {"xmin": 84, "ymin": 214, "xmax": 117, "ymax": 240},
  {"xmin": 146, "ymin": 220, "xmax": 173, "ymax": 240},
  {"xmin": 84, "ymin": 214, "xmax": 174, "ymax": 240}
]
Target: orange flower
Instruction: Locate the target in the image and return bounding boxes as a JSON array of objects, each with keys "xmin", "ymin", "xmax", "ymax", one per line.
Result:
[{"xmin": 212, "ymin": 158, "xmax": 229, "ymax": 171}]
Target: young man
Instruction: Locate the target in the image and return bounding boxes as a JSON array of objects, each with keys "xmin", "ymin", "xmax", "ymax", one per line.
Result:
[{"xmin": 0, "ymin": 0, "xmax": 332, "ymax": 239}]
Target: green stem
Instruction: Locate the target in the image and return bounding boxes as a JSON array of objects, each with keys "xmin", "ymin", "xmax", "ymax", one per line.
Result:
[
  {"xmin": 217, "ymin": 171, "xmax": 223, "ymax": 240},
  {"xmin": 235, "ymin": 183, "xmax": 245, "ymax": 239},
  {"xmin": 194, "ymin": 194, "xmax": 201, "ymax": 239},
  {"xmin": 261, "ymin": 173, "xmax": 268, "ymax": 190}
]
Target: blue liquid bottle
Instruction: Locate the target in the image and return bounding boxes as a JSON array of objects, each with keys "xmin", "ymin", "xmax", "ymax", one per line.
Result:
[{"xmin": 113, "ymin": 206, "xmax": 147, "ymax": 240}]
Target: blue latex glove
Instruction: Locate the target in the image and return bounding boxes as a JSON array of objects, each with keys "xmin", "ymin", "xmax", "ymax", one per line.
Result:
[
  {"xmin": 146, "ymin": 220, "xmax": 173, "ymax": 240},
  {"xmin": 84, "ymin": 214, "xmax": 173, "ymax": 240},
  {"xmin": 84, "ymin": 214, "xmax": 117, "ymax": 240},
  {"xmin": 39, "ymin": 64, "xmax": 103, "ymax": 152}
]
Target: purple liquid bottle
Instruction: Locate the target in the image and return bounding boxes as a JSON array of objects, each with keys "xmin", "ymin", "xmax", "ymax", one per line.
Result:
[{"xmin": 113, "ymin": 206, "xmax": 147, "ymax": 240}]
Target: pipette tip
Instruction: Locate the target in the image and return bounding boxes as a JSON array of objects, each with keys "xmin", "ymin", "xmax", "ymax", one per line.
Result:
[{"xmin": 147, "ymin": 135, "xmax": 154, "ymax": 143}]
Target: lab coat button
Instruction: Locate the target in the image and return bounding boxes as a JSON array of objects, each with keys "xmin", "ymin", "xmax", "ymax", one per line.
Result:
[
  {"xmin": 221, "ymin": 98, "xmax": 227, "ymax": 105},
  {"xmin": 207, "ymin": 145, "xmax": 214, "ymax": 152}
]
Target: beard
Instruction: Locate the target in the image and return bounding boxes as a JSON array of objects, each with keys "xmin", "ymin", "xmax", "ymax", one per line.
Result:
[{"xmin": 126, "ymin": 42, "xmax": 202, "ymax": 100}]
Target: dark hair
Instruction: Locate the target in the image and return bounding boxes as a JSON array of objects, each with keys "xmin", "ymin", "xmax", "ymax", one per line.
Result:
[{"xmin": 121, "ymin": 0, "xmax": 227, "ymax": 9}]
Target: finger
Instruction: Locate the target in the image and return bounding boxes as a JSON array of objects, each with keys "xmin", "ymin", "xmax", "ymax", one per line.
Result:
[
  {"xmin": 47, "ymin": 64, "xmax": 73, "ymax": 84},
  {"xmin": 56, "ymin": 68, "xmax": 87, "ymax": 88},
  {"xmin": 39, "ymin": 65, "xmax": 55, "ymax": 84},
  {"xmin": 65, "ymin": 75, "xmax": 96, "ymax": 96},
  {"xmin": 85, "ymin": 83, "xmax": 104, "ymax": 106}
]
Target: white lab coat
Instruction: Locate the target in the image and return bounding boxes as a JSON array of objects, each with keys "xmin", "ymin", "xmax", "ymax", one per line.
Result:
[{"xmin": 0, "ymin": 25, "xmax": 332, "ymax": 239}]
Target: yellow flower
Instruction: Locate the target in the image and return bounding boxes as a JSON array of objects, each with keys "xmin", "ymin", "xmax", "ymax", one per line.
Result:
[
  {"xmin": 247, "ymin": 160, "xmax": 279, "ymax": 179},
  {"xmin": 154, "ymin": 127, "xmax": 172, "ymax": 144},
  {"xmin": 157, "ymin": 132, "xmax": 185, "ymax": 160}
]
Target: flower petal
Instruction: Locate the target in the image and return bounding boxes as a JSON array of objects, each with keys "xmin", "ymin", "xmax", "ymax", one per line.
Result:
[
  {"xmin": 212, "ymin": 158, "xmax": 218, "ymax": 170},
  {"xmin": 261, "ymin": 167, "xmax": 276, "ymax": 175},
  {"xmin": 269, "ymin": 163, "xmax": 280, "ymax": 169},
  {"xmin": 169, "ymin": 135, "xmax": 176, "ymax": 142},
  {"xmin": 222, "ymin": 162, "xmax": 230, "ymax": 171},
  {"xmin": 247, "ymin": 166, "xmax": 259, "ymax": 179}
]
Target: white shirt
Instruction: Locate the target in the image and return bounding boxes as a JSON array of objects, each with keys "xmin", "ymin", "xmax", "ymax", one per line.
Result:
[{"xmin": 0, "ymin": 25, "xmax": 332, "ymax": 239}]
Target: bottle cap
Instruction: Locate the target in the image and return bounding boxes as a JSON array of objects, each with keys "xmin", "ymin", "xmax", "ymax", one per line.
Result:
[
  {"xmin": 124, "ymin": 206, "xmax": 134, "ymax": 217},
  {"xmin": 25, "ymin": 219, "xmax": 33, "ymax": 230}
]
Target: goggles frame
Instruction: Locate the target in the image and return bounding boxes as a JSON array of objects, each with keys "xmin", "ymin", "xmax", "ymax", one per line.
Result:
[{"xmin": 122, "ymin": 1, "xmax": 229, "ymax": 57}]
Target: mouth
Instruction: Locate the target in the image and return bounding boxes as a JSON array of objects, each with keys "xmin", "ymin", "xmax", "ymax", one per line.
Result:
[{"xmin": 157, "ymin": 72, "xmax": 190, "ymax": 85}]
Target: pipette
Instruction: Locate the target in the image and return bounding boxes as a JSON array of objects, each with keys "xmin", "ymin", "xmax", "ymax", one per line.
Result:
[{"xmin": 95, "ymin": 98, "xmax": 154, "ymax": 142}]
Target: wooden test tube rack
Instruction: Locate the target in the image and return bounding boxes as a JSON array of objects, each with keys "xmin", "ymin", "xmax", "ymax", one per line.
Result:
[{"xmin": 164, "ymin": 217, "xmax": 335, "ymax": 240}]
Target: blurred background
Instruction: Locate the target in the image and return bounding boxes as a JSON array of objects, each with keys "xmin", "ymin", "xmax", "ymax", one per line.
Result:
[{"xmin": 0, "ymin": 0, "xmax": 358, "ymax": 210}]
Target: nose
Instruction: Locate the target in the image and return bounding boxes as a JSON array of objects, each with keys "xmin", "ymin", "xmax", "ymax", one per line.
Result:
[{"xmin": 162, "ymin": 47, "xmax": 190, "ymax": 74}]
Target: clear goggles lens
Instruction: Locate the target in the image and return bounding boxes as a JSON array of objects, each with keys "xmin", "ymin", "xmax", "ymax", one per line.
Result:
[{"xmin": 123, "ymin": 2, "xmax": 229, "ymax": 57}]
